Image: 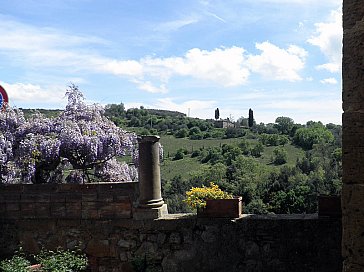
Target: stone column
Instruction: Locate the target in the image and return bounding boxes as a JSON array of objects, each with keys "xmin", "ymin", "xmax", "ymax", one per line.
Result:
[
  {"xmin": 134, "ymin": 135, "xmax": 168, "ymax": 219},
  {"xmin": 342, "ymin": 1, "xmax": 364, "ymax": 271}
]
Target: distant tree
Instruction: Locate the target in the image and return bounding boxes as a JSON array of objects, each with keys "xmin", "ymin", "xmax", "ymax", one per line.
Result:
[
  {"xmin": 215, "ymin": 108, "xmax": 220, "ymax": 120},
  {"xmin": 274, "ymin": 117, "xmax": 294, "ymax": 135},
  {"xmin": 248, "ymin": 108, "xmax": 254, "ymax": 128},
  {"xmin": 293, "ymin": 126, "xmax": 334, "ymax": 150},
  {"xmin": 174, "ymin": 128, "xmax": 189, "ymax": 138},
  {"xmin": 272, "ymin": 147, "xmax": 288, "ymax": 165},
  {"xmin": 173, "ymin": 149, "xmax": 185, "ymax": 160},
  {"xmin": 237, "ymin": 116, "xmax": 249, "ymax": 127},
  {"xmin": 251, "ymin": 143, "xmax": 264, "ymax": 157}
]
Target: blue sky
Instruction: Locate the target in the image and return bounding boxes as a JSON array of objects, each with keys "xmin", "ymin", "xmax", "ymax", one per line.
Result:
[{"xmin": 0, "ymin": 0, "xmax": 342, "ymax": 124}]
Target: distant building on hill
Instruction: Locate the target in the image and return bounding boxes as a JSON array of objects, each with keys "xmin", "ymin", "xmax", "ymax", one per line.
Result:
[{"xmin": 214, "ymin": 119, "xmax": 235, "ymax": 128}]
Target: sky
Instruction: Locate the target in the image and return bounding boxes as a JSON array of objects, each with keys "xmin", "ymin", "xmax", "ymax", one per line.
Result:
[{"xmin": 0, "ymin": 0, "xmax": 342, "ymax": 124}]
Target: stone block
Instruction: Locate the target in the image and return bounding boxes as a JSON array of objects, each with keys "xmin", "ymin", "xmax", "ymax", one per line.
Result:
[
  {"xmin": 66, "ymin": 202, "xmax": 81, "ymax": 218},
  {"xmin": 81, "ymin": 201, "xmax": 99, "ymax": 219},
  {"xmin": 86, "ymin": 239, "xmax": 110, "ymax": 257},
  {"xmin": 342, "ymin": 216, "xmax": 364, "ymax": 266},
  {"xmin": 342, "ymin": 184, "xmax": 364, "ymax": 217},
  {"xmin": 50, "ymin": 193, "xmax": 67, "ymax": 203},
  {"xmin": 20, "ymin": 203, "xmax": 36, "ymax": 218},
  {"xmin": 343, "ymin": 0, "xmax": 364, "ymax": 29},
  {"xmin": 114, "ymin": 195, "xmax": 131, "ymax": 202},
  {"xmin": 342, "ymin": 262, "xmax": 364, "ymax": 272},
  {"xmin": 81, "ymin": 193, "xmax": 97, "ymax": 202},
  {"xmin": 98, "ymin": 193, "xmax": 114, "ymax": 202},
  {"xmin": 113, "ymin": 202, "xmax": 132, "ymax": 218},
  {"xmin": 50, "ymin": 202, "xmax": 66, "ymax": 217},
  {"xmin": 35, "ymin": 202, "xmax": 51, "ymax": 218},
  {"xmin": 65, "ymin": 193, "xmax": 82, "ymax": 203},
  {"xmin": 23, "ymin": 184, "xmax": 57, "ymax": 193},
  {"xmin": 21, "ymin": 193, "xmax": 50, "ymax": 203},
  {"xmin": 133, "ymin": 204, "xmax": 168, "ymax": 220},
  {"xmin": 6, "ymin": 202, "xmax": 20, "ymax": 213},
  {"xmin": 4, "ymin": 193, "xmax": 21, "ymax": 201},
  {"xmin": 99, "ymin": 204, "xmax": 115, "ymax": 219},
  {"xmin": 19, "ymin": 231, "xmax": 40, "ymax": 253}
]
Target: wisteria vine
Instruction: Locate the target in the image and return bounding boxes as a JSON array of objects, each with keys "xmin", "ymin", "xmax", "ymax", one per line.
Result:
[{"xmin": 0, "ymin": 84, "xmax": 138, "ymax": 184}]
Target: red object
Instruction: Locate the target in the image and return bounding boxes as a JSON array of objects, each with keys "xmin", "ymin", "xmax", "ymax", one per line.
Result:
[{"xmin": 0, "ymin": 85, "xmax": 9, "ymax": 109}]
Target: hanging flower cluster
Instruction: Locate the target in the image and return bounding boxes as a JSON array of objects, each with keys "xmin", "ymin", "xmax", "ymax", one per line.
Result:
[{"xmin": 0, "ymin": 84, "xmax": 138, "ymax": 184}]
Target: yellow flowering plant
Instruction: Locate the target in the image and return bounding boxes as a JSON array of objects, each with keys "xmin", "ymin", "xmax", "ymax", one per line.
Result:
[{"xmin": 184, "ymin": 182, "xmax": 233, "ymax": 210}]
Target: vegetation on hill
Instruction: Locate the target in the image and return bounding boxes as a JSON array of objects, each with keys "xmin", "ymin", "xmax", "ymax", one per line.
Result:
[
  {"xmin": 103, "ymin": 102, "xmax": 341, "ymax": 215},
  {"xmin": 18, "ymin": 101, "xmax": 342, "ymax": 215}
]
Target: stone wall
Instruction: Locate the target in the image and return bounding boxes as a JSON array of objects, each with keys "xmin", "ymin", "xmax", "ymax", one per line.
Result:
[
  {"xmin": 0, "ymin": 214, "xmax": 341, "ymax": 272},
  {"xmin": 342, "ymin": 1, "xmax": 364, "ymax": 271},
  {"xmin": 0, "ymin": 182, "xmax": 138, "ymax": 220}
]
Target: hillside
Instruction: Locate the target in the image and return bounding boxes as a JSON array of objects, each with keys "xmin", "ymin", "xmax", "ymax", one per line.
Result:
[{"xmin": 21, "ymin": 105, "xmax": 342, "ymax": 215}]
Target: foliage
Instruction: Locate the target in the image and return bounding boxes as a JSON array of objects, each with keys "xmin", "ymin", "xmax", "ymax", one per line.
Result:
[
  {"xmin": 17, "ymin": 103, "xmax": 343, "ymax": 215},
  {"xmin": 173, "ymin": 148, "xmax": 187, "ymax": 160},
  {"xmin": 184, "ymin": 182, "xmax": 233, "ymax": 210},
  {"xmin": 251, "ymin": 143, "xmax": 264, "ymax": 157},
  {"xmin": 0, "ymin": 84, "xmax": 138, "ymax": 184},
  {"xmin": 214, "ymin": 108, "xmax": 220, "ymax": 120},
  {"xmin": 259, "ymin": 133, "xmax": 289, "ymax": 146},
  {"xmin": 248, "ymin": 108, "xmax": 254, "ymax": 128},
  {"xmin": 274, "ymin": 117, "xmax": 295, "ymax": 135},
  {"xmin": 35, "ymin": 248, "xmax": 88, "ymax": 272},
  {"xmin": 0, "ymin": 249, "xmax": 31, "ymax": 272},
  {"xmin": 272, "ymin": 147, "xmax": 288, "ymax": 165},
  {"xmin": 245, "ymin": 199, "xmax": 269, "ymax": 214},
  {"xmin": 293, "ymin": 124, "xmax": 334, "ymax": 150},
  {"xmin": 224, "ymin": 127, "xmax": 245, "ymax": 138},
  {"xmin": 0, "ymin": 248, "xmax": 87, "ymax": 272}
]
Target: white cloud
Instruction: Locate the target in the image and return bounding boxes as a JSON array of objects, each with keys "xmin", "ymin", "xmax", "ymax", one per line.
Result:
[
  {"xmin": 316, "ymin": 63, "xmax": 340, "ymax": 73},
  {"xmin": 143, "ymin": 47, "xmax": 250, "ymax": 87},
  {"xmin": 205, "ymin": 11, "xmax": 226, "ymax": 23},
  {"xmin": 0, "ymin": 17, "xmax": 309, "ymax": 94},
  {"xmin": 154, "ymin": 98, "xmax": 217, "ymax": 118},
  {"xmin": 307, "ymin": 8, "xmax": 342, "ymax": 73},
  {"xmin": 131, "ymin": 79, "xmax": 168, "ymax": 94},
  {"xmin": 0, "ymin": 18, "xmax": 143, "ymax": 78},
  {"xmin": 0, "ymin": 81, "xmax": 65, "ymax": 107},
  {"xmin": 154, "ymin": 18, "xmax": 199, "ymax": 32},
  {"xmin": 247, "ymin": 42, "xmax": 307, "ymax": 81},
  {"xmin": 101, "ymin": 60, "xmax": 144, "ymax": 77},
  {"xmin": 320, "ymin": 77, "xmax": 338, "ymax": 84}
]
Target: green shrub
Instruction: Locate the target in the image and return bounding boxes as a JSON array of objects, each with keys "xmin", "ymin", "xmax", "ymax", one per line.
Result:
[
  {"xmin": 0, "ymin": 249, "xmax": 31, "ymax": 272},
  {"xmin": 0, "ymin": 248, "xmax": 88, "ymax": 272},
  {"xmin": 35, "ymin": 248, "xmax": 88, "ymax": 272},
  {"xmin": 272, "ymin": 147, "xmax": 288, "ymax": 165}
]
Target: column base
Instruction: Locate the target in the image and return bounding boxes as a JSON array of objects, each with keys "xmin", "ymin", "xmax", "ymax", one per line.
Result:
[{"xmin": 133, "ymin": 204, "xmax": 168, "ymax": 220}]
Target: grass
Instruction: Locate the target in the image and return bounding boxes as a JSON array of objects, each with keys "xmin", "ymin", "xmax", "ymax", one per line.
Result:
[
  {"xmin": 161, "ymin": 156, "xmax": 202, "ymax": 181},
  {"xmin": 159, "ymin": 135, "xmax": 305, "ymax": 181},
  {"xmin": 160, "ymin": 135, "xmax": 245, "ymax": 158},
  {"xmin": 256, "ymin": 144, "xmax": 305, "ymax": 166}
]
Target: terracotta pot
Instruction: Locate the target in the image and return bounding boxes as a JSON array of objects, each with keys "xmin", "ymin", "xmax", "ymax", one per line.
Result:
[
  {"xmin": 318, "ymin": 195, "xmax": 341, "ymax": 217},
  {"xmin": 197, "ymin": 196, "xmax": 243, "ymax": 218},
  {"xmin": 27, "ymin": 264, "xmax": 42, "ymax": 271}
]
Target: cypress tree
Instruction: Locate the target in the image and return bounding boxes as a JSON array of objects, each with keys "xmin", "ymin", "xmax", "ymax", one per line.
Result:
[
  {"xmin": 215, "ymin": 108, "xmax": 220, "ymax": 120},
  {"xmin": 248, "ymin": 108, "xmax": 254, "ymax": 127}
]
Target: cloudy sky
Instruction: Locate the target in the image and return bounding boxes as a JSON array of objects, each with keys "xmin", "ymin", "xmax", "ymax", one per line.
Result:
[{"xmin": 0, "ymin": 0, "xmax": 342, "ymax": 124}]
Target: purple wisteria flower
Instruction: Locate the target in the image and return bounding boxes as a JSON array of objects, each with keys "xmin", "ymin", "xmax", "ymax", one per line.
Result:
[{"xmin": 0, "ymin": 84, "xmax": 138, "ymax": 184}]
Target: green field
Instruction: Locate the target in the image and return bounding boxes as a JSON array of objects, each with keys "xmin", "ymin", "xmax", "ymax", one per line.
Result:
[
  {"xmin": 159, "ymin": 135, "xmax": 305, "ymax": 181},
  {"xmin": 160, "ymin": 135, "xmax": 246, "ymax": 157}
]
